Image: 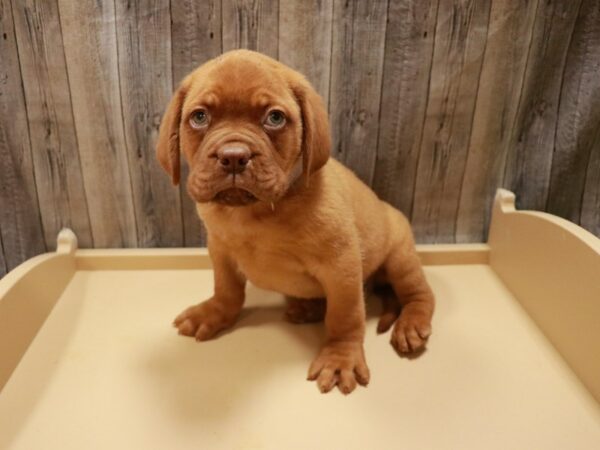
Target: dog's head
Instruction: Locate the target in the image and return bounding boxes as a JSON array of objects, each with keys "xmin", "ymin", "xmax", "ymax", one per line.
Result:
[{"xmin": 157, "ymin": 50, "xmax": 331, "ymax": 206}]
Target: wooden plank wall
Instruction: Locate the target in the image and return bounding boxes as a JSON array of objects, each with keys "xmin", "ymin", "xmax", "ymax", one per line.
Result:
[{"xmin": 1, "ymin": 0, "xmax": 599, "ymax": 276}]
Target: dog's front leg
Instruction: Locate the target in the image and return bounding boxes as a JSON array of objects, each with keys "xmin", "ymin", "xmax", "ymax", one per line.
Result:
[
  {"xmin": 174, "ymin": 245, "xmax": 246, "ymax": 340},
  {"xmin": 307, "ymin": 252, "xmax": 369, "ymax": 394}
]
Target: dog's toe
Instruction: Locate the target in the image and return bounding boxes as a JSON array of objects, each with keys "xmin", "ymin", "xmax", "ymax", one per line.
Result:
[
  {"xmin": 308, "ymin": 341, "xmax": 369, "ymax": 395},
  {"xmin": 338, "ymin": 369, "xmax": 358, "ymax": 394},
  {"xmin": 176, "ymin": 319, "xmax": 196, "ymax": 336},
  {"xmin": 316, "ymin": 368, "xmax": 338, "ymax": 393},
  {"xmin": 173, "ymin": 299, "xmax": 236, "ymax": 341},
  {"xmin": 391, "ymin": 311, "xmax": 431, "ymax": 354}
]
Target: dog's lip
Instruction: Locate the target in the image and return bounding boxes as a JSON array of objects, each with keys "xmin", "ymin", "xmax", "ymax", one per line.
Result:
[
  {"xmin": 212, "ymin": 187, "xmax": 259, "ymax": 206},
  {"xmin": 188, "ymin": 167, "xmax": 288, "ymax": 205}
]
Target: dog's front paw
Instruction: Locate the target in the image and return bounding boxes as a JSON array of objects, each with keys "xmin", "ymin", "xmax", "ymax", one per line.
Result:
[
  {"xmin": 390, "ymin": 305, "xmax": 432, "ymax": 354},
  {"xmin": 307, "ymin": 341, "xmax": 370, "ymax": 394},
  {"xmin": 173, "ymin": 298, "xmax": 237, "ymax": 341}
]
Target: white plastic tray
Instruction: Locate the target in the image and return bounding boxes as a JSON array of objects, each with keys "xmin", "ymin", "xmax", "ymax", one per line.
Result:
[{"xmin": 1, "ymin": 190, "xmax": 599, "ymax": 449}]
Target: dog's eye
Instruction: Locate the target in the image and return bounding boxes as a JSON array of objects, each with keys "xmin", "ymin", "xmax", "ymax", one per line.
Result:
[
  {"xmin": 264, "ymin": 110, "xmax": 286, "ymax": 129},
  {"xmin": 190, "ymin": 109, "xmax": 209, "ymax": 129}
]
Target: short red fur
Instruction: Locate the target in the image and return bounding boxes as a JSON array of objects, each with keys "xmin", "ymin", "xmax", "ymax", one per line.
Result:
[{"xmin": 157, "ymin": 50, "xmax": 435, "ymax": 394}]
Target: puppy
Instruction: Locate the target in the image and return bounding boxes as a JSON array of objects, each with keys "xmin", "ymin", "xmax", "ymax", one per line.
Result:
[{"xmin": 157, "ymin": 50, "xmax": 434, "ymax": 394}]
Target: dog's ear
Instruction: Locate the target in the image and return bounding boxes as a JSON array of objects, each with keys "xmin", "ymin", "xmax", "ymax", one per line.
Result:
[
  {"xmin": 157, "ymin": 77, "xmax": 190, "ymax": 185},
  {"xmin": 290, "ymin": 77, "xmax": 331, "ymax": 185}
]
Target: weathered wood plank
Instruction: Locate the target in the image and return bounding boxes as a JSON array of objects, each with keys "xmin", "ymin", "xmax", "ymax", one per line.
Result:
[
  {"xmin": 329, "ymin": 0, "xmax": 388, "ymax": 184},
  {"xmin": 503, "ymin": 0, "xmax": 583, "ymax": 212},
  {"xmin": 0, "ymin": 0, "xmax": 46, "ymax": 270},
  {"xmin": 1, "ymin": 0, "xmax": 600, "ymax": 257},
  {"xmin": 11, "ymin": 0, "xmax": 93, "ymax": 249},
  {"xmin": 411, "ymin": 0, "xmax": 491, "ymax": 243},
  {"xmin": 278, "ymin": 0, "xmax": 333, "ymax": 101},
  {"xmin": 222, "ymin": 0, "xmax": 279, "ymax": 58},
  {"xmin": 581, "ymin": 126, "xmax": 600, "ymax": 237},
  {"xmin": 57, "ymin": 0, "xmax": 137, "ymax": 247},
  {"xmin": 546, "ymin": 0, "xmax": 600, "ymax": 225},
  {"xmin": 171, "ymin": 0, "xmax": 222, "ymax": 87},
  {"xmin": 115, "ymin": 0, "xmax": 182, "ymax": 247},
  {"xmin": 372, "ymin": 0, "xmax": 439, "ymax": 216},
  {"xmin": 171, "ymin": 0, "xmax": 222, "ymax": 246},
  {"xmin": 456, "ymin": 0, "xmax": 539, "ymax": 243}
]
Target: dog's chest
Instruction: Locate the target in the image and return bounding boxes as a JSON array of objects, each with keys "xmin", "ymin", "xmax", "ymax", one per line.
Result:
[
  {"xmin": 220, "ymin": 229, "xmax": 324, "ymax": 298},
  {"xmin": 242, "ymin": 243, "xmax": 324, "ymax": 298}
]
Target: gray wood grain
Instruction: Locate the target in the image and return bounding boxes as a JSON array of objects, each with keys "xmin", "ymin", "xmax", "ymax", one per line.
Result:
[
  {"xmin": 546, "ymin": 0, "xmax": 600, "ymax": 225},
  {"xmin": 503, "ymin": 0, "xmax": 583, "ymax": 212},
  {"xmin": 11, "ymin": 0, "xmax": 93, "ymax": 249},
  {"xmin": 58, "ymin": 0, "xmax": 137, "ymax": 247},
  {"xmin": 171, "ymin": 0, "xmax": 222, "ymax": 86},
  {"xmin": 171, "ymin": 0, "xmax": 222, "ymax": 246},
  {"xmin": 115, "ymin": 0, "xmax": 183, "ymax": 247},
  {"xmin": 2, "ymin": 0, "xmax": 600, "ymax": 272},
  {"xmin": 456, "ymin": 0, "xmax": 539, "ymax": 243},
  {"xmin": 329, "ymin": 0, "xmax": 388, "ymax": 184},
  {"xmin": 278, "ymin": 0, "xmax": 333, "ymax": 102},
  {"xmin": 411, "ymin": 0, "xmax": 491, "ymax": 243},
  {"xmin": 581, "ymin": 125, "xmax": 600, "ymax": 237},
  {"xmin": 0, "ymin": 0, "xmax": 46, "ymax": 270},
  {"xmin": 222, "ymin": 0, "xmax": 279, "ymax": 58},
  {"xmin": 372, "ymin": 0, "xmax": 439, "ymax": 217}
]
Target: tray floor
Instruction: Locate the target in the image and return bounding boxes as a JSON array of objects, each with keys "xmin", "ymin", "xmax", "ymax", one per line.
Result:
[{"xmin": 1, "ymin": 265, "xmax": 599, "ymax": 449}]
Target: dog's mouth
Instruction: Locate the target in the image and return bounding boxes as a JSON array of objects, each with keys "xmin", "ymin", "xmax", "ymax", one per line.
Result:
[
  {"xmin": 213, "ymin": 188, "xmax": 258, "ymax": 206},
  {"xmin": 188, "ymin": 160, "xmax": 290, "ymax": 206}
]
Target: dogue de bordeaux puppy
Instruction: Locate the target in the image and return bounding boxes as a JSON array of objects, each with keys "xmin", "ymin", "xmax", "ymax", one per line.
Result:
[{"xmin": 157, "ymin": 49, "xmax": 435, "ymax": 394}]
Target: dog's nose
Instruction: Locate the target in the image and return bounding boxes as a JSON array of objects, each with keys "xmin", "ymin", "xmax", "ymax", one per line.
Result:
[{"xmin": 217, "ymin": 145, "xmax": 251, "ymax": 174}]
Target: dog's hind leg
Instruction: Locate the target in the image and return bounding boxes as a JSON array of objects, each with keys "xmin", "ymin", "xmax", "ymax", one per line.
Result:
[
  {"xmin": 285, "ymin": 297, "xmax": 326, "ymax": 323},
  {"xmin": 380, "ymin": 210, "xmax": 435, "ymax": 354},
  {"xmin": 372, "ymin": 283, "xmax": 401, "ymax": 334}
]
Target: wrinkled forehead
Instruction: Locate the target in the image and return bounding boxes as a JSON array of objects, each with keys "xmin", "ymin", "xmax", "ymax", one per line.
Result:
[{"xmin": 183, "ymin": 57, "xmax": 298, "ymax": 115}]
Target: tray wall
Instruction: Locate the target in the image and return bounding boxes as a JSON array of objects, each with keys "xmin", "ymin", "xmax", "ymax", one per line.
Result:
[{"xmin": 489, "ymin": 190, "xmax": 600, "ymax": 403}]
